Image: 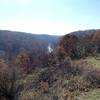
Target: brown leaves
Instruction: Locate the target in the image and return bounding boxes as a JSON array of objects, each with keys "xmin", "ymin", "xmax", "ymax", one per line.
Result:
[{"xmin": 40, "ymin": 81, "xmax": 49, "ymax": 93}]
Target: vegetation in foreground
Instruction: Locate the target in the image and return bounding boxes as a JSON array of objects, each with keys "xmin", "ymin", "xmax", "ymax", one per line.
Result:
[
  {"xmin": 0, "ymin": 30, "xmax": 100, "ymax": 100},
  {"xmin": 0, "ymin": 52, "xmax": 100, "ymax": 100}
]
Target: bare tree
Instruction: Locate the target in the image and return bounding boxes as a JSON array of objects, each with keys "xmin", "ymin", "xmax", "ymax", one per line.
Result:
[{"xmin": 0, "ymin": 59, "xmax": 19, "ymax": 100}]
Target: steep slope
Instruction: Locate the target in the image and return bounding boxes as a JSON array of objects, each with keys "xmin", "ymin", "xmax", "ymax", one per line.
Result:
[
  {"xmin": 59, "ymin": 29, "xmax": 100, "ymax": 58},
  {"xmin": 90, "ymin": 30, "xmax": 100, "ymax": 44}
]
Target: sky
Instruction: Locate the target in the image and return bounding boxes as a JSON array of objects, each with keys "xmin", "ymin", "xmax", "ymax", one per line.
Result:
[{"xmin": 0, "ymin": 0, "xmax": 100, "ymax": 35}]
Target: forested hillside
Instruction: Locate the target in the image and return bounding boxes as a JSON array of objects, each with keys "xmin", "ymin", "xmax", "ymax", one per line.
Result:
[
  {"xmin": 59, "ymin": 29, "xmax": 100, "ymax": 58},
  {"xmin": 0, "ymin": 30, "xmax": 60, "ymax": 59},
  {"xmin": 0, "ymin": 29, "xmax": 100, "ymax": 100}
]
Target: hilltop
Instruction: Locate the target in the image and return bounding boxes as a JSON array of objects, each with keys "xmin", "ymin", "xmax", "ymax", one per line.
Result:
[{"xmin": 59, "ymin": 29, "xmax": 100, "ymax": 58}]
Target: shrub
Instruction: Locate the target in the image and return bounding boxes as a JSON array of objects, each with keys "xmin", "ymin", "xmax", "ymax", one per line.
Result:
[
  {"xmin": 84, "ymin": 68, "xmax": 100, "ymax": 88},
  {"xmin": 0, "ymin": 60, "xmax": 20, "ymax": 100}
]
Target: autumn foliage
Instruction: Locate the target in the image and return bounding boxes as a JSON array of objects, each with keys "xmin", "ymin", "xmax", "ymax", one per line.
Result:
[{"xmin": 0, "ymin": 30, "xmax": 100, "ymax": 100}]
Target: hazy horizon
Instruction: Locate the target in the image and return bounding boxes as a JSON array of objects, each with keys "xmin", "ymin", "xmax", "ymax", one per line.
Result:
[{"xmin": 0, "ymin": 0, "xmax": 100, "ymax": 35}]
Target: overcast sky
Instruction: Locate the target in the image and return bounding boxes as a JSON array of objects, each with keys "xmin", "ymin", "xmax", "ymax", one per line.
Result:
[{"xmin": 0, "ymin": 0, "xmax": 100, "ymax": 35}]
